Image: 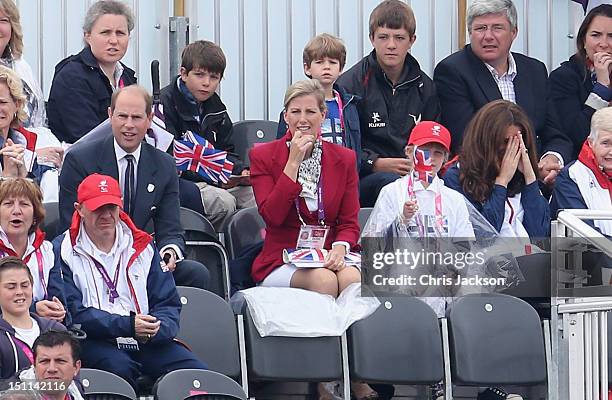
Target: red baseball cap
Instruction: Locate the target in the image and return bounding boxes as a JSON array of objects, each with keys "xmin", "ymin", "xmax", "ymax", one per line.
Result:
[
  {"xmin": 408, "ymin": 121, "xmax": 451, "ymax": 152},
  {"xmin": 77, "ymin": 174, "xmax": 123, "ymax": 211}
]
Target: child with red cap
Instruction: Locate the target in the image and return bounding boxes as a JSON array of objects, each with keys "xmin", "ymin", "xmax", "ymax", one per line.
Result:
[{"xmin": 363, "ymin": 121, "xmax": 474, "ymax": 239}]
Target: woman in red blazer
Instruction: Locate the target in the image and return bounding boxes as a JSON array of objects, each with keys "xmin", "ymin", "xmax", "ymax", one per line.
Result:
[{"xmin": 249, "ymin": 80, "xmax": 361, "ymax": 298}]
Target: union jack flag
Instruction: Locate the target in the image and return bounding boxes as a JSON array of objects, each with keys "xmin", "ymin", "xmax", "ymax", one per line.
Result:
[
  {"xmin": 173, "ymin": 131, "xmax": 234, "ymax": 184},
  {"xmin": 413, "ymin": 147, "xmax": 434, "ymax": 183},
  {"xmin": 283, "ymin": 248, "xmax": 361, "ymax": 267}
]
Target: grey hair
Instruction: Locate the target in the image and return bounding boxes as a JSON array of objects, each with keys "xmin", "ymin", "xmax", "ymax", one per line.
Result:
[
  {"xmin": 83, "ymin": 0, "xmax": 135, "ymax": 33},
  {"xmin": 283, "ymin": 80, "xmax": 327, "ymax": 114},
  {"xmin": 467, "ymin": 0, "xmax": 518, "ymax": 33},
  {"xmin": 590, "ymin": 107, "xmax": 612, "ymax": 141}
]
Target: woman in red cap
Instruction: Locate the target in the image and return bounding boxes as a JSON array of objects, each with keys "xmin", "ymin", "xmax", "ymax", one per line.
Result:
[{"xmin": 443, "ymin": 100, "xmax": 549, "ymax": 239}]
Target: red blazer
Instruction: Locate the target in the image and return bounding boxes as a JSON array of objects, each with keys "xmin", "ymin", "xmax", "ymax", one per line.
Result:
[{"xmin": 249, "ymin": 132, "xmax": 360, "ymax": 283}]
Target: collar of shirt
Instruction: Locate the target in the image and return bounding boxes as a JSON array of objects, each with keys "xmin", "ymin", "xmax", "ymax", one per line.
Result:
[
  {"xmin": 79, "ymin": 221, "xmax": 122, "ymax": 263},
  {"xmin": 113, "ymin": 138, "xmax": 142, "ymax": 166},
  {"xmin": 101, "ymin": 62, "xmax": 125, "ymax": 91},
  {"xmin": 485, "ymin": 52, "xmax": 517, "ymax": 80},
  {"xmin": 412, "ymin": 175, "xmax": 442, "ymax": 193}
]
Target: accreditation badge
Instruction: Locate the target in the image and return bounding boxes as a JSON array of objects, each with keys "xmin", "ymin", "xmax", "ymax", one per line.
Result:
[{"xmin": 296, "ymin": 225, "xmax": 329, "ymax": 249}]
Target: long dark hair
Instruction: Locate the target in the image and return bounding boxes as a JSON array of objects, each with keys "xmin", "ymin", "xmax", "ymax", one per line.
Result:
[
  {"xmin": 459, "ymin": 100, "xmax": 538, "ymax": 203},
  {"xmin": 576, "ymin": 4, "xmax": 612, "ymax": 65}
]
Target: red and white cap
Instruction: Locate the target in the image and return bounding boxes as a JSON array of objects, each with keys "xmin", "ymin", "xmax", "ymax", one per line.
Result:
[
  {"xmin": 408, "ymin": 121, "xmax": 451, "ymax": 152},
  {"xmin": 77, "ymin": 174, "xmax": 123, "ymax": 211}
]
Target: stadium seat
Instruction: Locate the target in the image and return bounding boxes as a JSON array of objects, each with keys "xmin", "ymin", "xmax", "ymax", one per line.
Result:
[
  {"xmin": 176, "ymin": 286, "xmax": 242, "ymax": 379},
  {"xmin": 154, "ymin": 369, "xmax": 247, "ymax": 400},
  {"xmin": 80, "ymin": 368, "xmax": 137, "ymax": 400},
  {"xmin": 358, "ymin": 207, "xmax": 372, "ymax": 233},
  {"xmin": 41, "ymin": 201, "xmax": 61, "ymax": 240},
  {"xmin": 223, "ymin": 207, "xmax": 265, "ymax": 260},
  {"xmin": 348, "ymin": 296, "xmax": 444, "ymax": 384},
  {"xmin": 502, "ymin": 253, "xmax": 552, "ymax": 318},
  {"xmin": 231, "ymin": 120, "xmax": 278, "ymax": 167},
  {"xmin": 179, "ymin": 207, "xmax": 231, "ymax": 299},
  {"xmin": 241, "ymin": 304, "xmax": 343, "ymax": 382},
  {"xmin": 446, "ymin": 293, "xmax": 547, "ymax": 387}
]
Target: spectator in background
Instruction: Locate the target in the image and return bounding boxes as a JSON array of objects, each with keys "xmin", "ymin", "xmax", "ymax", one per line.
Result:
[
  {"xmin": 55, "ymin": 174, "xmax": 207, "ymax": 389},
  {"xmin": 0, "ymin": 0, "xmax": 64, "ymax": 202},
  {"xmin": 336, "ymin": 0, "xmax": 440, "ymax": 207},
  {"xmin": 276, "ymin": 33, "xmax": 362, "ymax": 168},
  {"xmin": 551, "ymin": 107, "xmax": 612, "ymax": 235},
  {"xmin": 434, "ymin": 0, "xmax": 572, "ymax": 186},
  {"xmin": 548, "ymin": 4, "xmax": 612, "ymax": 159},
  {"xmin": 0, "ymin": 178, "xmax": 66, "ymax": 321},
  {"xmin": 160, "ymin": 40, "xmax": 254, "ymax": 230},
  {"xmin": 0, "ymin": 66, "xmax": 42, "ymax": 181},
  {"xmin": 31, "ymin": 330, "xmax": 84, "ymax": 400},
  {"xmin": 47, "ymin": 0, "xmax": 136, "ymax": 144},
  {"xmin": 0, "ymin": 257, "xmax": 65, "ymax": 381},
  {"xmin": 444, "ymin": 100, "xmax": 550, "ymax": 239}
]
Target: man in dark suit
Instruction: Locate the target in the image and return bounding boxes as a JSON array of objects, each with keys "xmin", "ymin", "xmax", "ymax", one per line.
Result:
[
  {"xmin": 59, "ymin": 85, "xmax": 209, "ymax": 289},
  {"xmin": 434, "ymin": 0, "xmax": 573, "ymax": 185}
]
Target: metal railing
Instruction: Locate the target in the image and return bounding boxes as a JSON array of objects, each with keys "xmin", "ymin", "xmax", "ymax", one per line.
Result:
[{"xmin": 551, "ymin": 210, "xmax": 612, "ymax": 400}]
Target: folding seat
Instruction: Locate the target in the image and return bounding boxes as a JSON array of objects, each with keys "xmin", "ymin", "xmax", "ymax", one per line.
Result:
[
  {"xmin": 223, "ymin": 207, "xmax": 265, "ymax": 260},
  {"xmin": 348, "ymin": 296, "xmax": 444, "ymax": 385},
  {"xmin": 231, "ymin": 120, "xmax": 279, "ymax": 167},
  {"xmin": 80, "ymin": 368, "xmax": 137, "ymax": 400},
  {"xmin": 176, "ymin": 286, "xmax": 243, "ymax": 380},
  {"xmin": 154, "ymin": 369, "xmax": 247, "ymax": 400},
  {"xmin": 445, "ymin": 293, "xmax": 547, "ymax": 397},
  {"xmin": 179, "ymin": 207, "xmax": 231, "ymax": 299}
]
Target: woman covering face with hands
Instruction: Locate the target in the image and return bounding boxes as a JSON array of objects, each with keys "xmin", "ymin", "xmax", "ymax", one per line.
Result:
[{"xmin": 443, "ymin": 100, "xmax": 550, "ymax": 238}]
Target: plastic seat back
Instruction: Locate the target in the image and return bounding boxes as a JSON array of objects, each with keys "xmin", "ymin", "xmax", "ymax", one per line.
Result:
[
  {"xmin": 80, "ymin": 368, "xmax": 137, "ymax": 400},
  {"xmin": 176, "ymin": 286, "xmax": 241, "ymax": 378},
  {"xmin": 223, "ymin": 207, "xmax": 265, "ymax": 260},
  {"xmin": 232, "ymin": 120, "xmax": 279, "ymax": 167},
  {"xmin": 447, "ymin": 293, "xmax": 547, "ymax": 386},
  {"xmin": 348, "ymin": 296, "xmax": 444, "ymax": 384},
  {"xmin": 154, "ymin": 369, "xmax": 246, "ymax": 400}
]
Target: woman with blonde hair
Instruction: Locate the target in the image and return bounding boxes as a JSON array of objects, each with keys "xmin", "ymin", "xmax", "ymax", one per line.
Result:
[{"xmin": 0, "ymin": 0, "xmax": 64, "ymax": 193}]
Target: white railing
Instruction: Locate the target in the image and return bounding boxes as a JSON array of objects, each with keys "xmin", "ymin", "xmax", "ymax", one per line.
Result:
[{"xmin": 551, "ymin": 210, "xmax": 612, "ymax": 400}]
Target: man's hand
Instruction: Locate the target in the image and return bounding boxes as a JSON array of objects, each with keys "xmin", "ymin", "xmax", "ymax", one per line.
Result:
[
  {"xmin": 538, "ymin": 154, "xmax": 562, "ymax": 186},
  {"xmin": 36, "ymin": 146, "xmax": 64, "ymax": 168},
  {"xmin": 35, "ymin": 297, "xmax": 66, "ymax": 321},
  {"xmin": 160, "ymin": 248, "xmax": 178, "ymax": 272},
  {"xmin": 134, "ymin": 314, "xmax": 161, "ymax": 342},
  {"xmin": 373, "ymin": 157, "xmax": 412, "ymax": 175}
]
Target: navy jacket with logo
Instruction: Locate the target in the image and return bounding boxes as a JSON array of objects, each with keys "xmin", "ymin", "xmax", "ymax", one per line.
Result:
[{"xmin": 336, "ymin": 50, "xmax": 440, "ymax": 176}]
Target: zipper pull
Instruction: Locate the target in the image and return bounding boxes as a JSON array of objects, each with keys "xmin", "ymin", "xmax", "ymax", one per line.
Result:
[{"xmin": 392, "ymin": 87, "xmax": 396, "ymax": 95}]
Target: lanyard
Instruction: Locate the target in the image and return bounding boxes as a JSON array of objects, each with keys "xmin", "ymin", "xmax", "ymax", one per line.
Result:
[
  {"xmin": 407, "ymin": 173, "xmax": 444, "ymax": 237},
  {"xmin": 35, "ymin": 250, "xmax": 47, "ymax": 299},
  {"xmin": 23, "ymin": 249, "xmax": 47, "ymax": 299},
  {"xmin": 91, "ymin": 258, "xmax": 121, "ymax": 304},
  {"xmin": 333, "ymin": 90, "xmax": 345, "ymax": 134},
  {"xmin": 295, "ymin": 174, "xmax": 325, "ymax": 226},
  {"xmin": 506, "ymin": 198, "xmax": 515, "ymax": 225},
  {"xmin": 14, "ymin": 337, "xmax": 34, "ymax": 364}
]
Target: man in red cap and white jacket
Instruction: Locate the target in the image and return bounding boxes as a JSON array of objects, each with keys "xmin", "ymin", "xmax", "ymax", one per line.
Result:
[{"xmin": 52, "ymin": 173, "xmax": 206, "ymax": 389}]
